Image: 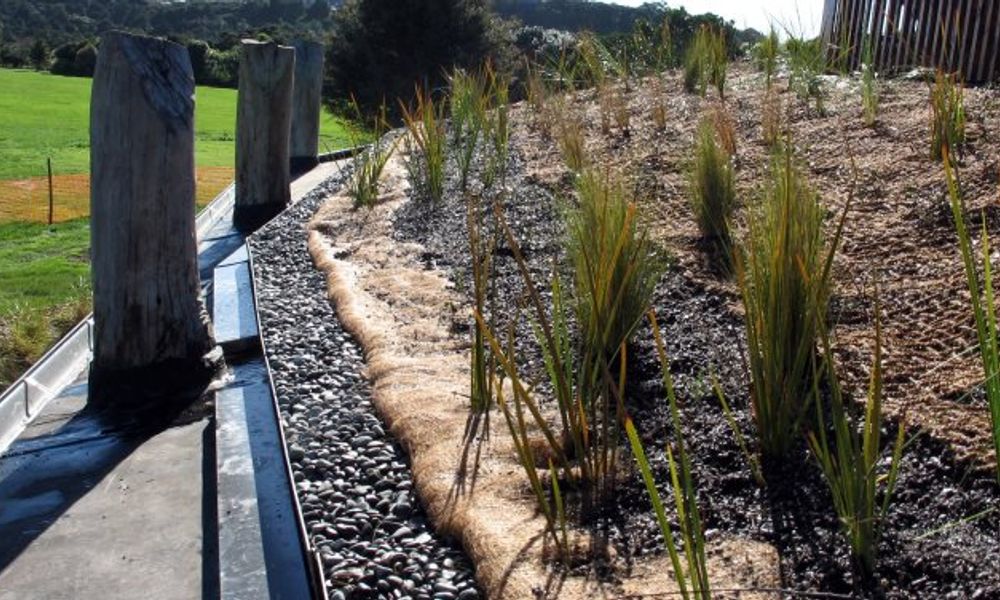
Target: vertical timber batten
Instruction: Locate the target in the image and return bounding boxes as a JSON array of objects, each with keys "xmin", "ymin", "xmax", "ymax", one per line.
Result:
[{"xmin": 822, "ymin": 0, "xmax": 1000, "ymax": 81}]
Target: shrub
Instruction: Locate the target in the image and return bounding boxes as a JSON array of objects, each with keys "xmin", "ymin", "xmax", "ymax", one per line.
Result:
[
  {"xmin": 808, "ymin": 302, "xmax": 905, "ymax": 582},
  {"xmin": 29, "ymin": 38, "xmax": 48, "ymax": 70},
  {"xmin": 401, "ymin": 87, "xmax": 447, "ymax": 204},
  {"xmin": 689, "ymin": 119, "xmax": 735, "ymax": 256},
  {"xmin": 929, "ymin": 70, "xmax": 965, "ymax": 162},
  {"xmin": 50, "ymin": 40, "xmax": 96, "ymax": 77},
  {"xmin": 945, "ymin": 156, "xmax": 1000, "ymax": 484},
  {"xmin": 738, "ymin": 146, "xmax": 847, "ymax": 460},
  {"xmin": 785, "ymin": 35, "xmax": 826, "ymax": 112},
  {"xmin": 73, "ymin": 43, "xmax": 97, "ymax": 77}
]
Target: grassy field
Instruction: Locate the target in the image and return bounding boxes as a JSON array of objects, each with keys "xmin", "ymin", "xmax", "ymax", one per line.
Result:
[
  {"xmin": 0, "ymin": 69, "xmax": 354, "ymax": 221},
  {"xmin": 0, "ymin": 68, "xmax": 355, "ymax": 387}
]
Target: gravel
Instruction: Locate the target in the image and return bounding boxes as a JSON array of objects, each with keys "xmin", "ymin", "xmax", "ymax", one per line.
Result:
[{"xmin": 249, "ymin": 165, "xmax": 480, "ymax": 600}]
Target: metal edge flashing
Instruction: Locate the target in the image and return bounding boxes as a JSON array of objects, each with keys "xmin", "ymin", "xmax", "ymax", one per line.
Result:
[
  {"xmin": 317, "ymin": 145, "xmax": 366, "ymax": 164},
  {"xmin": 0, "ymin": 184, "xmax": 237, "ymax": 455},
  {"xmin": 244, "ymin": 240, "xmax": 330, "ymax": 600}
]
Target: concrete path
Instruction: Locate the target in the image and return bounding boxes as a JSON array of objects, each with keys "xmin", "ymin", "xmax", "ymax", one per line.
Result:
[{"xmin": 0, "ymin": 161, "xmax": 345, "ymax": 599}]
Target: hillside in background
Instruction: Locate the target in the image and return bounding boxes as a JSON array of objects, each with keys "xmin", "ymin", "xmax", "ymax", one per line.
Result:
[{"xmin": 0, "ymin": 0, "xmax": 760, "ymax": 50}]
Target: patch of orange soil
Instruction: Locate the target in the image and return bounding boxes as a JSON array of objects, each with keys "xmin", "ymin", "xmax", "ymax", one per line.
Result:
[{"xmin": 0, "ymin": 166, "xmax": 234, "ymax": 223}]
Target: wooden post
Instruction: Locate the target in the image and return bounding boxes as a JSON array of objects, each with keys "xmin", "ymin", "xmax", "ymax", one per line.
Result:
[
  {"xmin": 289, "ymin": 40, "xmax": 324, "ymax": 174},
  {"xmin": 90, "ymin": 31, "xmax": 218, "ymax": 401},
  {"xmin": 46, "ymin": 157, "xmax": 53, "ymax": 226},
  {"xmin": 234, "ymin": 40, "xmax": 294, "ymax": 230}
]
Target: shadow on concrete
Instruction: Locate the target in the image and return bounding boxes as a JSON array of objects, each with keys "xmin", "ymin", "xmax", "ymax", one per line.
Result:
[{"xmin": 0, "ymin": 380, "xmax": 215, "ymax": 576}]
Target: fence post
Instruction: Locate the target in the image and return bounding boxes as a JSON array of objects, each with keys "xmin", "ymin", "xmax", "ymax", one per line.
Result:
[
  {"xmin": 89, "ymin": 31, "xmax": 219, "ymax": 404},
  {"xmin": 289, "ymin": 40, "xmax": 324, "ymax": 174},
  {"xmin": 234, "ymin": 39, "xmax": 295, "ymax": 230},
  {"xmin": 46, "ymin": 157, "xmax": 53, "ymax": 226}
]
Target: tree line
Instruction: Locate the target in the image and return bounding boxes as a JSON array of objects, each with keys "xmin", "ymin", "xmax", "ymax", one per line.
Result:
[{"xmin": 0, "ymin": 0, "xmax": 758, "ymax": 114}]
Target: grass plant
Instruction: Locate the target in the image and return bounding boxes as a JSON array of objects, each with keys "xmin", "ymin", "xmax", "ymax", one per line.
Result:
[
  {"xmin": 710, "ymin": 105, "xmax": 737, "ymax": 157},
  {"xmin": 929, "ymin": 70, "xmax": 966, "ymax": 162},
  {"xmin": 525, "ymin": 61, "xmax": 548, "ymax": 125},
  {"xmin": 568, "ymin": 170, "xmax": 661, "ymax": 383},
  {"xmin": 346, "ymin": 101, "xmax": 396, "ymax": 209},
  {"xmin": 477, "ymin": 230, "xmax": 609, "ymax": 544},
  {"xmin": 944, "ymin": 155, "xmax": 1000, "ymax": 484},
  {"xmin": 477, "ymin": 168, "xmax": 660, "ymax": 543},
  {"xmin": 0, "ymin": 275, "xmax": 90, "ymax": 387},
  {"xmin": 860, "ymin": 39, "xmax": 879, "ymax": 127},
  {"xmin": 753, "ymin": 27, "xmax": 780, "ymax": 88},
  {"xmin": 449, "ymin": 68, "xmax": 488, "ymax": 192},
  {"xmin": 689, "ymin": 119, "xmax": 735, "ymax": 258},
  {"xmin": 467, "ymin": 191, "xmax": 496, "ymax": 417},
  {"xmin": 761, "ymin": 88, "xmax": 783, "ymax": 147},
  {"xmin": 599, "ymin": 83, "xmax": 614, "ymax": 135},
  {"xmin": 578, "ymin": 33, "xmax": 617, "ymax": 89},
  {"xmin": 401, "ymin": 86, "xmax": 447, "ymax": 204},
  {"xmin": 484, "ymin": 65, "xmax": 511, "ymax": 190},
  {"xmin": 612, "ymin": 87, "xmax": 631, "ymax": 135},
  {"xmin": 624, "ymin": 310, "xmax": 711, "ymax": 599},
  {"xmin": 738, "ymin": 145, "xmax": 848, "ymax": 460},
  {"xmin": 555, "ymin": 102, "xmax": 587, "ymax": 173},
  {"xmin": 808, "ymin": 298, "xmax": 905, "ymax": 582},
  {"xmin": 651, "ymin": 76, "xmax": 668, "ymax": 131}
]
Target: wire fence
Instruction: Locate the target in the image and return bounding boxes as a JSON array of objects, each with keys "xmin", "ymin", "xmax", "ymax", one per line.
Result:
[{"xmin": 0, "ymin": 162, "xmax": 236, "ymax": 224}]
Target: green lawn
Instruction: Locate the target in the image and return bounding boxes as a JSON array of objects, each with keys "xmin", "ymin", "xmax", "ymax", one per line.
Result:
[
  {"xmin": 0, "ymin": 219, "xmax": 90, "ymax": 315},
  {"xmin": 0, "ymin": 68, "xmax": 354, "ymax": 180},
  {"xmin": 0, "ymin": 68, "xmax": 356, "ymax": 387},
  {"xmin": 0, "ymin": 219, "xmax": 92, "ymax": 386}
]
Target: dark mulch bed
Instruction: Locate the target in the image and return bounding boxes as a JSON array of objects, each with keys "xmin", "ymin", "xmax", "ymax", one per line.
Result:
[{"xmin": 389, "ymin": 112, "xmax": 1000, "ymax": 598}]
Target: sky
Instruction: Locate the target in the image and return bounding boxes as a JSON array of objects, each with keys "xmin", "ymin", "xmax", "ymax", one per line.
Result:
[{"xmin": 605, "ymin": 0, "xmax": 824, "ymax": 38}]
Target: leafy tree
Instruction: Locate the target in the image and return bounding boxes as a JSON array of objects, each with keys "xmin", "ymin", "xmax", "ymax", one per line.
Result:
[
  {"xmin": 73, "ymin": 43, "xmax": 98, "ymax": 77},
  {"xmin": 325, "ymin": 0, "xmax": 505, "ymax": 118},
  {"xmin": 29, "ymin": 39, "xmax": 49, "ymax": 70}
]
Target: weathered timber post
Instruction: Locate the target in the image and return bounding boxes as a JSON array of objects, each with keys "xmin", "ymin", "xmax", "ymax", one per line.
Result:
[
  {"xmin": 289, "ymin": 40, "xmax": 324, "ymax": 173},
  {"xmin": 90, "ymin": 31, "xmax": 218, "ymax": 401},
  {"xmin": 234, "ymin": 39, "xmax": 295, "ymax": 230}
]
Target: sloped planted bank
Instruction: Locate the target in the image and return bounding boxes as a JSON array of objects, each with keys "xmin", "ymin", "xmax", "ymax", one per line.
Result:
[{"xmin": 300, "ymin": 61, "xmax": 1000, "ymax": 599}]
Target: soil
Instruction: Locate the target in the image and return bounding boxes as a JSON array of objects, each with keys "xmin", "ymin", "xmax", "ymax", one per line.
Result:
[{"xmin": 388, "ymin": 61, "xmax": 1000, "ymax": 598}]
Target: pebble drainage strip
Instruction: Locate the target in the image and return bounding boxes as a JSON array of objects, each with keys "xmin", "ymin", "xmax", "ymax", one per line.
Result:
[{"xmin": 250, "ymin": 171, "xmax": 481, "ymax": 600}]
